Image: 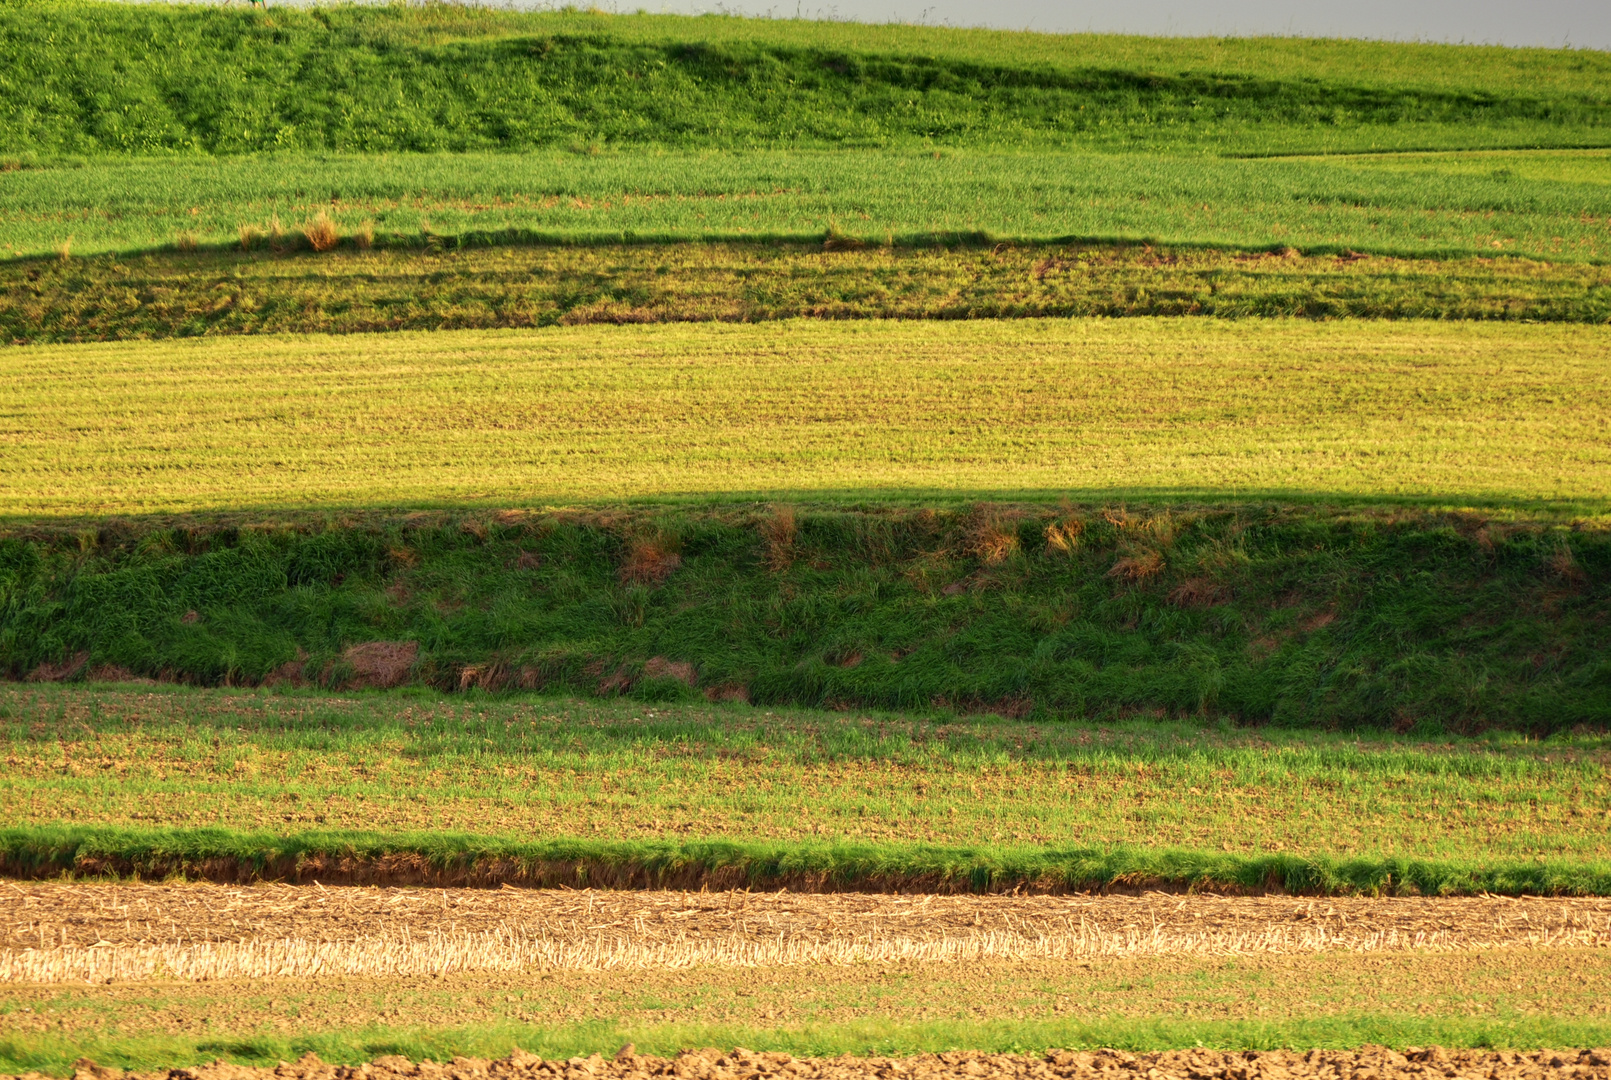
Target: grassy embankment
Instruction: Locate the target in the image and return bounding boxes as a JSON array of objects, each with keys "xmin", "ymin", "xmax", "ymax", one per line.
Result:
[
  {"xmin": 1, "ymin": 491, "xmax": 1607, "ymax": 731},
  {"xmin": 5, "ymin": 4, "xmax": 1608, "ymax": 160}
]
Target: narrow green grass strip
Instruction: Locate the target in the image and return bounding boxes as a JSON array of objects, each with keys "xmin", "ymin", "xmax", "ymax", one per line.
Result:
[
  {"xmin": 4, "ymin": 826, "xmax": 1607, "ymax": 897},
  {"xmin": 6, "ymin": 1016, "xmax": 1611, "ymax": 1076}
]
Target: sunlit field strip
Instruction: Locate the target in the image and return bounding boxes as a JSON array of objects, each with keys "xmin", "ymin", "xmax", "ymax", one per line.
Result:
[
  {"xmin": 5, "ymin": 687, "xmax": 1608, "ymax": 863},
  {"xmin": 2, "ymin": 319, "xmax": 1608, "ymax": 515},
  {"xmin": 11, "ymin": 919, "xmax": 1610, "ymax": 985},
  {"xmin": 4, "ymin": 151, "xmax": 1609, "ymax": 260}
]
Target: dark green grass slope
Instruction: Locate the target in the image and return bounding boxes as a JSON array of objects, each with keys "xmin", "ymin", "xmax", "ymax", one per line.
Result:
[
  {"xmin": 2, "ymin": 2, "xmax": 1608, "ymax": 158},
  {"xmin": 3, "ymin": 507, "xmax": 1606, "ymax": 732},
  {"xmin": 5, "ymin": 825, "xmax": 1609, "ymax": 896}
]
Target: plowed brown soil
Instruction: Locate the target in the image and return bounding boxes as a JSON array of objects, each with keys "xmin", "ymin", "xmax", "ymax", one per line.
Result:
[
  {"xmin": 23, "ymin": 1045, "xmax": 1611, "ymax": 1080},
  {"xmin": 8, "ymin": 884, "xmax": 1609, "ymax": 951}
]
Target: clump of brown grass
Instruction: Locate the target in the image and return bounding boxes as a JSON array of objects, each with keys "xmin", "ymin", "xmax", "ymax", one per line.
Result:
[
  {"xmin": 1548, "ymin": 542, "xmax": 1586, "ymax": 586},
  {"xmin": 761, "ymin": 504, "xmax": 797, "ymax": 572},
  {"xmin": 354, "ymin": 220, "xmax": 375, "ymax": 250},
  {"xmin": 619, "ymin": 533, "xmax": 682, "ymax": 585},
  {"xmin": 965, "ymin": 507, "xmax": 1020, "ymax": 565},
  {"xmin": 1169, "ymin": 576, "xmax": 1228, "ymax": 608},
  {"xmin": 238, "ymin": 223, "xmax": 265, "ymax": 251},
  {"xmin": 303, "ymin": 212, "xmax": 341, "ymax": 253},
  {"xmin": 55, "ymin": 237, "xmax": 72, "ymax": 263},
  {"xmin": 1045, "ymin": 517, "xmax": 1084, "ymax": 555},
  {"xmin": 268, "ymin": 215, "xmax": 287, "ymax": 252},
  {"xmin": 1102, "ymin": 505, "xmax": 1134, "ymax": 530},
  {"xmin": 643, "ymin": 656, "xmax": 697, "ymax": 686},
  {"xmin": 175, "ymin": 231, "xmax": 199, "ymax": 252},
  {"xmin": 1108, "ymin": 550, "xmax": 1164, "ymax": 582}
]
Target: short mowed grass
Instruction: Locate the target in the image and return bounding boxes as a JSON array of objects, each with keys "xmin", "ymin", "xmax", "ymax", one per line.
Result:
[
  {"xmin": 6, "ymin": 149, "xmax": 1611, "ymax": 262},
  {"xmin": 3, "ymin": 319, "xmax": 1609, "ymax": 514}
]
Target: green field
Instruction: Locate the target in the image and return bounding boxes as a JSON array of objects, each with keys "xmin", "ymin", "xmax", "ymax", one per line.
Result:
[
  {"xmin": 5, "ymin": 5, "xmax": 1608, "ymax": 160},
  {"xmin": 3, "ymin": 3, "xmax": 1610, "ymax": 1070},
  {"xmin": 5, "ymin": 685, "xmax": 1608, "ymax": 870},
  {"xmin": 6, "ymin": 149, "xmax": 1611, "ymax": 262},
  {"xmin": 3, "ymin": 319, "xmax": 1608, "ymax": 514}
]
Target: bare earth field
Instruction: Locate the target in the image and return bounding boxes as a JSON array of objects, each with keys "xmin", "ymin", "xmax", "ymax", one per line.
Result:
[{"xmin": 10, "ymin": 1046, "xmax": 1611, "ymax": 1080}]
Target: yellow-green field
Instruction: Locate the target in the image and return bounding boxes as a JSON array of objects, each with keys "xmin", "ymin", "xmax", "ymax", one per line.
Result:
[{"xmin": 3, "ymin": 319, "xmax": 1608, "ymax": 515}]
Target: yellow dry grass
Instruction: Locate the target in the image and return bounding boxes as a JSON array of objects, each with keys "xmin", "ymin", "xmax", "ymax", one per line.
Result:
[
  {"xmin": 9, "ymin": 920, "xmax": 1610, "ymax": 986},
  {"xmin": 1, "ymin": 320, "xmax": 1608, "ymax": 515}
]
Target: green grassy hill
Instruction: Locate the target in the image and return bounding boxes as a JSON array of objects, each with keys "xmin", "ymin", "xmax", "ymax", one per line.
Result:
[{"xmin": 3, "ymin": 2, "xmax": 1609, "ymax": 158}]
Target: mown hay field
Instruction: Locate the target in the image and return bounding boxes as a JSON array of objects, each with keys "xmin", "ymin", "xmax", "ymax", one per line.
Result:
[{"xmin": 2, "ymin": 319, "xmax": 1608, "ymax": 515}]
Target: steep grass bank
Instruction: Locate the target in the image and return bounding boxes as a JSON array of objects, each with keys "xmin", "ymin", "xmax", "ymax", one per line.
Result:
[
  {"xmin": 3, "ymin": 826, "xmax": 1608, "ymax": 896},
  {"xmin": 5, "ymin": 4, "xmax": 1608, "ymax": 158},
  {"xmin": 2, "ymin": 506, "xmax": 1607, "ymax": 731},
  {"xmin": 9, "ymin": 242, "xmax": 1610, "ymax": 345}
]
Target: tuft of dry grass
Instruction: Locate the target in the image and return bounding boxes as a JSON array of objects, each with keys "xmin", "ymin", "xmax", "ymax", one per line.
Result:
[
  {"xmin": 268, "ymin": 214, "xmax": 287, "ymax": 252},
  {"xmin": 54, "ymin": 236, "xmax": 71, "ymax": 262},
  {"xmin": 1044, "ymin": 517, "xmax": 1084, "ymax": 556},
  {"xmin": 175, "ymin": 230, "xmax": 199, "ymax": 252},
  {"xmin": 620, "ymin": 533, "xmax": 683, "ymax": 585},
  {"xmin": 1169, "ymin": 576, "xmax": 1228, "ymax": 608},
  {"xmin": 965, "ymin": 508, "xmax": 1021, "ymax": 565},
  {"xmin": 353, "ymin": 219, "xmax": 375, "ymax": 249},
  {"xmin": 762, "ymin": 505, "xmax": 797, "ymax": 572},
  {"xmin": 1107, "ymin": 550, "xmax": 1164, "ymax": 582},
  {"xmin": 238, "ymin": 223, "xmax": 265, "ymax": 251},
  {"xmin": 303, "ymin": 212, "xmax": 341, "ymax": 253}
]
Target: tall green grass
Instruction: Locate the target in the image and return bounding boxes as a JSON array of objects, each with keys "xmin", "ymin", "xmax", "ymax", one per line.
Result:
[
  {"xmin": 1, "ymin": 506, "xmax": 1607, "ymax": 732},
  {"xmin": 3, "ymin": 3, "xmax": 1607, "ymax": 159}
]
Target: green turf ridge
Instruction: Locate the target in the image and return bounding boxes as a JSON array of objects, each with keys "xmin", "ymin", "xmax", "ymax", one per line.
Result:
[
  {"xmin": 6, "ymin": 1016, "xmax": 1611, "ymax": 1076},
  {"xmin": 4, "ymin": 826, "xmax": 1608, "ymax": 898},
  {"xmin": 6, "ymin": 3, "xmax": 1608, "ymax": 161}
]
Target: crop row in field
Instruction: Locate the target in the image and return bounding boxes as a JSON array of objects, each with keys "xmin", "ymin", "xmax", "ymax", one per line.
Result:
[
  {"xmin": 4, "ymin": 686, "xmax": 1607, "ymax": 864},
  {"xmin": 5, "ymin": 5, "xmax": 1608, "ymax": 159},
  {"xmin": 9, "ymin": 242, "xmax": 1610, "ymax": 345},
  {"xmin": 2, "ymin": 319, "xmax": 1608, "ymax": 514},
  {"xmin": 4, "ymin": 950, "xmax": 1611, "ymax": 1074},
  {"xmin": 5, "ymin": 150, "xmax": 1609, "ymax": 262}
]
